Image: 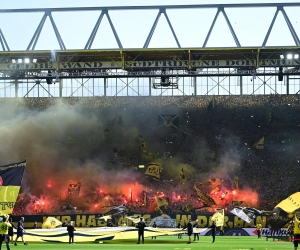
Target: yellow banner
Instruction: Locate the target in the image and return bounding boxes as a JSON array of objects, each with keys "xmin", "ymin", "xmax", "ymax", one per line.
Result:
[
  {"xmin": 144, "ymin": 163, "xmax": 160, "ymax": 180},
  {"xmin": 42, "ymin": 217, "xmax": 63, "ymax": 229},
  {"xmin": 0, "ymin": 186, "xmax": 20, "ymax": 214},
  {"xmin": 0, "ymin": 160, "xmax": 26, "ymax": 214},
  {"xmin": 275, "ymin": 192, "xmax": 300, "ymax": 213}
]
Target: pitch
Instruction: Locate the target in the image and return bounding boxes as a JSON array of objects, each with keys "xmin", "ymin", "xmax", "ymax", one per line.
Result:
[{"xmin": 21, "ymin": 236, "xmax": 291, "ymax": 250}]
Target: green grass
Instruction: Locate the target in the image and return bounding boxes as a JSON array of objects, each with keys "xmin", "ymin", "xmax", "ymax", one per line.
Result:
[{"xmin": 14, "ymin": 236, "xmax": 293, "ymax": 250}]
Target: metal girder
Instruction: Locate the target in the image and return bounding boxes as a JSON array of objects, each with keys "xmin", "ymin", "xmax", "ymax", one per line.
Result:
[
  {"xmin": 0, "ymin": 29, "xmax": 9, "ymax": 51},
  {"xmin": 0, "ymin": 69, "xmax": 296, "ymax": 80},
  {"xmin": 163, "ymin": 11, "xmax": 181, "ymax": 48},
  {"xmin": 84, "ymin": 9, "xmax": 122, "ymax": 49},
  {"xmin": 220, "ymin": 8, "xmax": 241, "ymax": 47},
  {"xmin": 1, "ymin": 3, "xmax": 300, "ymax": 13},
  {"xmin": 143, "ymin": 8, "xmax": 181, "ymax": 48},
  {"xmin": 143, "ymin": 8, "xmax": 182, "ymax": 48},
  {"xmin": 144, "ymin": 9, "xmax": 163, "ymax": 48},
  {"xmin": 85, "ymin": 12, "xmax": 105, "ymax": 49},
  {"xmin": 262, "ymin": 8, "xmax": 280, "ymax": 47},
  {"xmin": 0, "ymin": 3, "xmax": 299, "ymax": 50},
  {"xmin": 27, "ymin": 13, "xmax": 47, "ymax": 50},
  {"xmin": 280, "ymin": 7, "xmax": 300, "ymax": 46},
  {"xmin": 203, "ymin": 8, "xmax": 220, "ymax": 47},
  {"xmin": 69, "ymin": 78, "xmax": 94, "ymax": 97},
  {"xmin": 24, "ymin": 82, "xmax": 54, "ymax": 97},
  {"xmin": 105, "ymin": 10, "xmax": 123, "ymax": 49},
  {"xmin": 263, "ymin": 7, "xmax": 300, "ymax": 47},
  {"xmin": 27, "ymin": 11, "xmax": 66, "ymax": 50},
  {"xmin": 203, "ymin": 7, "xmax": 241, "ymax": 47},
  {"xmin": 48, "ymin": 12, "xmax": 66, "ymax": 50}
]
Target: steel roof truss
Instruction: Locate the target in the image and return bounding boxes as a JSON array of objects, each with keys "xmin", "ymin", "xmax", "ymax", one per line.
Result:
[
  {"xmin": 0, "ymin": 29, "xmax": 10, "ymax": 51},
  {"xmin": 262, "ymin": 8, "xmax": 279, "ymax": 47},
  {"xmin": 280, "ymin": 7, "xmax": 300, "ymax": 46},
  {"xmin": 203, "ymin": 8, "xmax": 221, "ymax": 47},
  {"xmin": 85, "ymin": 11, "xmax": 105, "ymax": 49},
  {"xmin": 48, "ymin": 12, "xmax": 66, "ymax": 50},
  {"xmin": 27, "ymin": 13, "xmax": 47, "ymax": 50},
  {"xmin": 105, "ymin": 10, "xmax": 123, "ymax": 49},
  {"xmin": 144, "ymin": 9, "xmax": 163, "ymax": 48},
  {"xmin": 221, "ymin": 8, "xmax": 241, "ymax": 47},
  {"xmin": 163, "ymin": 11, "xmax": 181, "ymax": 48}
]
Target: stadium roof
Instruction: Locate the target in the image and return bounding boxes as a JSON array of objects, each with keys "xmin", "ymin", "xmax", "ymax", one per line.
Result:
[{"xmin": 1, "ymin": 46, "xmax": 299, "ymax": 72}]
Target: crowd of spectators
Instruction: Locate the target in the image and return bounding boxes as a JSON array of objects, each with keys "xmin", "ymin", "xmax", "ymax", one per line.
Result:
[{"xmin": 2, "ymin": 94, "xmax": 300, "ymax": 215}]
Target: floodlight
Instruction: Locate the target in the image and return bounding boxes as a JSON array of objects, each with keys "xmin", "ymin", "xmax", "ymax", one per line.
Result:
[
  {"xmin": 12, "ymin": 59, "xmax": 16, "ymax": 63},
  {"xmin": 280, "ymin": 55, "xmax": 284, "ymax": 59},
  {"xmin": 287, "ymin": 54, "xmax": 293, "ymax": 59},
  {"xmin": 24, "ymin": 58, "xmax": 30, "ymax": 63},
  {"xmin": 295, "ymin": 54, "xmax": 299, "ymax": 59},
  {"xmin": 33, "ymin": 59, "xmax": 37, "ymax": 63},
  {"xmin": 18, "ymin": 59, "xmax": 22, "ymax": 63}
]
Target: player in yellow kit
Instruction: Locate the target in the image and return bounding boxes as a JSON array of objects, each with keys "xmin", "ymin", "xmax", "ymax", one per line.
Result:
[
  {"xmin": 0, "ymin": 216, "xmax": 12, "ymax": 250},
  {"xmin": 294, "ymin": 215, "xmax": 300, "ymax": 250},
  {"xmin": 256, "ymin": 221, "xmax": 262, "ymax": 238}
]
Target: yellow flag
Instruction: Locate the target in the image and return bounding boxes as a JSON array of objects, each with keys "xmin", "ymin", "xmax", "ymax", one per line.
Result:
[
  {"xmin": 0, "ymin": 160, "xmax": 26, "ymax": 214},
  {"xmin": 233, "ymin": 176, "xmax": 239, "ymax": 190},
  {"xmin": 42, "ymin": 217, "xmax": 63, "ymax": 229},
  {"xmin": 194, "ymin": 184, "xmax": 216, "ymax": 206},
  {"xmin": 254, "ymin": 137, "xmax": 264, "ymax": 149},
  {"xmin": 156, "ymin": 197, "xmax": 168, "ymax": 207},
  {"xmin": 275, "ymin": 192, "xmax": 300, "ymax": 213},
  {"xmin": 212, "ymin": 209, "xmax": 224, "ymax": 227},
  {"xmin": 144, "ymin": 163, "xmax": 160, "ymax": 180}
]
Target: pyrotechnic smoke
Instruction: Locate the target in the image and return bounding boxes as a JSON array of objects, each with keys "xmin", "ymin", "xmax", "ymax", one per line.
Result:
[{"xmin": 0, "ymin": 98, "xmax": 260, "ymax": 213}]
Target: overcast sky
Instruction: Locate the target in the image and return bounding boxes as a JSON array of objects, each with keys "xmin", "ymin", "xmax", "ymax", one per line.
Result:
[{"xmin": 1, "ymin": 0, "xmax": 300, "ymax": 50}]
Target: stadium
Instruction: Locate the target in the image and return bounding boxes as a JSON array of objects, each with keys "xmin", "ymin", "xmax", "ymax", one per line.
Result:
[{"xmin": 0, "ymin": 1, "xmax": 300, "ymax": 249}]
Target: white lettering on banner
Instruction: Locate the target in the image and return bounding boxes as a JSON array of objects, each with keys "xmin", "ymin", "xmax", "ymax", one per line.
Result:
[
  {"xmin": 6, "ymin": 63, "xmax": 54, "ymax": 70},
  {"xmin": 4, "ymin": 61, "xmax": 121, "ymax": 71},
  {"xmin": 125, "ymin": 61, "xmax": 188, "ymax": 68},
  {"xmin": 243, "ymin": 228, "xmax": 288, "ymax": 236},
  {"xmin": 128, "ymin": 59, "xmax": 300, "ymax": 68},
  {"xmin": 2, "ymin": 59, "xmax": 300, "ymax": 71},
  {"xmin": 187, "ymin": 228, "xmax": 289, "ymax": 236}
]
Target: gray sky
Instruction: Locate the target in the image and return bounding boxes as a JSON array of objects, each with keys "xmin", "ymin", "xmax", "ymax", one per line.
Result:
[{"xmin": 0, "ymin": 0, "xmax": 300, "ymax": 50}]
